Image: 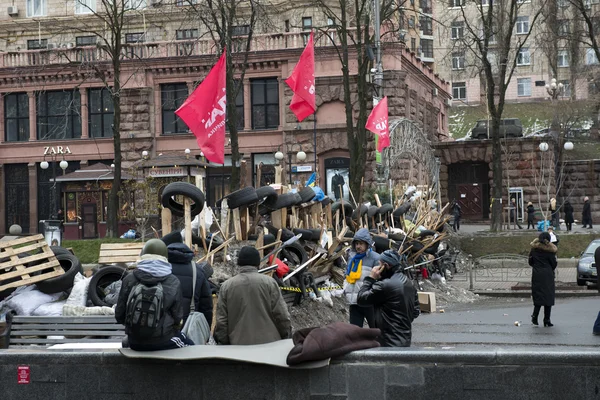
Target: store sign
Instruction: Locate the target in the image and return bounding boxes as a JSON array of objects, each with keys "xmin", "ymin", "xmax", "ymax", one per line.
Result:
[
  {"xmin": 148, "ymin": 167, "xmax": 186, "ymax": 177},
  {"xmin": 292, "ymin": 165, "xmax": 313, "ymax": 173},
  {"xmin": 17, "ymin": 366, "xmax": 30, "ymax": 384},
  {"xmin": 43, "ymin": 146, "xmax": 72, "ymax": 155}
]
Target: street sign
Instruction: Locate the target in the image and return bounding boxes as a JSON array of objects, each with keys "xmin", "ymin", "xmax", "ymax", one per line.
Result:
[{"xmin": 292, "ymin": 165, "xmax": 313, "ymax": 173}]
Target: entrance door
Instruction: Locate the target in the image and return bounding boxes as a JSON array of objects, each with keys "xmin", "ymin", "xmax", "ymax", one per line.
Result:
[
  {"xmin": 82, "ymin": 204, "xmax": 97, "ymax": 239},
  {"xmin": 456, "ymin": 184, "xmax": 483, "ymax": 218}
]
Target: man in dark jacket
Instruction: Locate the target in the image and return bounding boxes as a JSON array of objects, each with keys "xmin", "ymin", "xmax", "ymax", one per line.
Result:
[
  {"xmin": 167, "ymin": 242, "xmax": 213, "ymax": 326},
  {"xmin": 214, "ymin": 246, "xmax": 291, "ymax": 345},
  {"xmin": 451, "ymin": 200, "xmax": 462, "ymax": 232},
  {"xmin": 582, "ymin": 197, "xmax": 593, "ymax": 229},
  {"xmin": 116, "ymin": 239, "xmax": 193, "ymax": 351},
  {"xmin": 357, "ymin": 250, "xmax": 420, "ymax": 347}
]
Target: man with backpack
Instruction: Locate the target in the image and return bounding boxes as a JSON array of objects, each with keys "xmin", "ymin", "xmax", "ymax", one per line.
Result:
[{"xmin": 116, "ymin": 239, "xmax": 193, "ymax": 351}]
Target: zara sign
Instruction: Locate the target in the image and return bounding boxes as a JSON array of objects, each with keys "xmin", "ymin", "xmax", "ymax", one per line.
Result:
[{"xmin": 43, "ymin": 146, "xmax": 72, "ymax": 155}]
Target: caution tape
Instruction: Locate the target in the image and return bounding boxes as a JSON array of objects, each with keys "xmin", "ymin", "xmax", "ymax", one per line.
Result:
[{"xmin": 280, "ymin": 285, "xmax": 342, "ymax": 293}]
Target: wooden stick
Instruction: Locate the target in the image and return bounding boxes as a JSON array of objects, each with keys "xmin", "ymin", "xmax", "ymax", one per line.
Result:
[
  {"xmin": 283, "ymin": 253, "xmax": 325, "ymax": 282},
  {"xmin": 256, "ymin": 241, "xmax": 282, "ymax": 251},
  {"xmin": 256, "ymin": 230, "xmax": 264, "ymax": 259},
  {"xmin": 184, "ymin": 197, "xmax": 192, "ymax": 249},
  {"xmin": 199, "ymin": 237, "xmax": 235, "ymax": 262}
]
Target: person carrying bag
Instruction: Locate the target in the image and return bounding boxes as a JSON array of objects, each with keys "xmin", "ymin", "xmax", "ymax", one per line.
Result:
[{"xmin": 182, "ymin": 261, "xmax": 212, "ymax": 345}]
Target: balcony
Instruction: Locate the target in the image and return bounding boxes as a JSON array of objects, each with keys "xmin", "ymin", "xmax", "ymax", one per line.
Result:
[{"xmin": 0, "ymin": 30, "xmax": 351, "ymax": 69}]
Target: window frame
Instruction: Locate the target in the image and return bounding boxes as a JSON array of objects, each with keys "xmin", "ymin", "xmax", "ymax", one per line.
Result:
[
  {"xmin": 27, "ymin": 39, "xmax": 47, "ymax": 50},
  {"xmin": 161, "ymin": 83, "xmax": 189, "ymax": 135},
  {"xmin": 516, "ymin": 16, "xmax": 529, "ymax": 34},
  {"xmin": 558, "ymin": 50, "xmax": 569, "ymax": 67},
  {"xmin": 88, "ymin": 88, "xmax": 114, "ymax": 138},
  {"xmin": 586, "ymin": 48, "xmax": 599, "ymax": 65},
  {"xmin": 226, "ymin": 80, "xmax": 245, "ymax": 131},
  {"xmin": 251, "ymin": 78, "xmax": 280, "ymax": 130},
  {"xmin": 559, "ymin": 80, "xmax": 571, "ymax": 97},
  {"xmin": 75, "ymin": 0, "xmax": 96, "ymax": 14},
  {"xmin": 452, "ymin": 82, "xmax": 467, "ymax": 100},
  {"xmin": 176, "ymin": 29, "xmax": 199, "ymax": 40},
  {"xmin": 517, "ymin": 78, "xmax": 532, "ymax": 97},
  {"xmin": 452, "ymin": 52, "xmax": 465, "ymax": 70},
  {"xmin": 36, "ymin": 90, "xmax": 82, "ymax": 141},
  {"xmin": 75, "ymin": 36, "xmax": 96, "ymax": 46},
  {"xmin": 451, "ymin": 21, "xmax": 464, "ymax": 40},
  {"xmin": 420, "ymin": 38, "xmax": 434, "ymax": 58},
  {"xmin": 26, "ymin": 0, "xmax": 46, "ymax": 17},
  {"xmin": 4, "ymin": 93, "xmax": 30, "ymax": 143},
  {"xmin": 449, "ymin": 0, "xmax": 464, "ymax": 7},
  {"xmin": 517, "ymin": 47, "xmax": 531, "ymax": 66},
  {"xmin": 302, "ymin": 17, "xmax": 313, "ymax": 30}
]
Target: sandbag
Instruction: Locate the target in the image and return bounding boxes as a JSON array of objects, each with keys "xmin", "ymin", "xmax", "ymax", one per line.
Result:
[
  {"xmin": 62, "ymin": 304, "xmax": 115, "ymax": 316},
  {"xmin": 65, "ymin": 273, "xmax": 91, "ymax": 307},
  {"xmin": 6, "ymin": 288, "xmax": 63, "ymax": 316},
  {"xmin": 32, "ymin": 300, "xmax": 67, "ymax": 316}
]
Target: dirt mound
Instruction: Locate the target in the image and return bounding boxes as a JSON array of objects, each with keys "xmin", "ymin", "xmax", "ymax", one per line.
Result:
[
  {"xmin": 420, "ymin": 279, "xmax": 479, "ymax": 307},
  {"xmin": 290, "ymin": 296, "xmax": 349, "ymax": 331}
]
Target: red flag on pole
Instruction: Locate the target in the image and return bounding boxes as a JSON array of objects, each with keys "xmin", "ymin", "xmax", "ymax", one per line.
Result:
[
  {"xmin": 285, "ymin": 32, "xmax": 316, "ymax": 122},
  {"xmin": 366, "ymin": 96, "xmax": 390, "ymax": 152},
  {"xmin": 175, "ymin": 50, "xmax": 227, "ymax": 164}
]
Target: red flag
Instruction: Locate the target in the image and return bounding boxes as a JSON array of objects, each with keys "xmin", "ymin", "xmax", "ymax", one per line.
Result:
[
  {"xmin": 175, "ymin": 50, "xmax": 227, "ymax": 164},
  {"xmin": 285, "ymin": 32, "xmax": 316, "ymax": 122},
  {"xmin": 366, "ymin": 97, "xmax": 390, "ymax": 152}
]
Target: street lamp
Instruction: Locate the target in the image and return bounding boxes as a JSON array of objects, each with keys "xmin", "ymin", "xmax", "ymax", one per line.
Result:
[
  {"xmin": 40, "ymin": 155, "xmax": 68, "ymax": 220},
  {"xmin": 564, "ymin": 141, "xmax": 574, "ymax": 151},
  {"xmin": 275, "ymin": 144, "xmax": 307, "ymax": 185},
  {"xmin": 545, "ymin": 78, "xmax": 564, "ymax": 100},
  {"xmin": 539, "ymin": 142, "xmax": 549, "ymax": 152}
]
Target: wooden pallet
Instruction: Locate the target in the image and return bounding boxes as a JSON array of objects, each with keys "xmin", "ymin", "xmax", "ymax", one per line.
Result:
[
  {"xmin": 98, "ymin": 242, "xmax": 145, "ymax": 265},
  {"xmin": 0, "ymin": 234, "xmax": 63, "ymax": 293}
]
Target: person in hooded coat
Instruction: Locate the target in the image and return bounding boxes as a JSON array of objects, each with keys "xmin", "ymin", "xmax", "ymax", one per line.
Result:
[
  {"xmin": 116, "ymin": 239, "xmax": 192, "ymax": 351},
  {"xmin": 357, "ymin": 250, "xmax": 420, "ymax": 347},
  {"xmin": 529, "ymin": 232, "xmax": 558, "ymax": 327},
  {"xmin": 167, "ymin": 242, "xmax": 213, "ymax": 327},
  {"xmin": 563, "ymin": 200, "xmax": 574, "ymax": 232},
  {"xmin": 343, "ymin": 228, "xmax": 380, "ymax": 328},
  {"xmin": 582, "ymin": 196, "xmax": 593, "ymax": 229}
]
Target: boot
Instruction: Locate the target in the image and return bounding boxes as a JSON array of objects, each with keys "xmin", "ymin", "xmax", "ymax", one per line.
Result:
[
  {"xmin": 532, "ymin": 306, "xmax": 540, "ymax": 326},
  {"xmin": 543, "ymin": 306, "xmax": 553, "ymax": 327}
]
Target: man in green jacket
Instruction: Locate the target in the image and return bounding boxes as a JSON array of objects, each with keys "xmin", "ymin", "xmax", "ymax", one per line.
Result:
[{"xmin": 214, "ymin": 246, "xmax": 291, "ymax": 345}]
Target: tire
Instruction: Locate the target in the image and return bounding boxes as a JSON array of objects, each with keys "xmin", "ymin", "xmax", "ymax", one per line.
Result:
[
  {"xmin": 274, "ymin": 193, "xmax": 299, "ymax": 210},
  {"xmin": 367, "ymin": 206, "xmax": 379, "ymax": 218},
  {"xmin": 351, "ymin": 205, "xmax": 368, "ymax": 220},
  {"xmin": 393, "ymin": 202, "xmax": 412, "ymax": 217},
  {"xmin": 388, "ymin": 232, "xmax": 406, "ymax": 242},
  {"xmin": 36, "ymin": 253, "xmax": 83, "ymax": 294},
  {"xmin": 331, "ymin": 201, "xmax": 354, "ymax": 217},
  {"xmin": 577, "ymin": 278, "xmax": 585, "ymax": 286},
  {"xmin": 49, "ymin": 246, "xmax": 73, "ymax": 257},
  {"xmin": 292, "ymin": 193, "xmax": 304, "ymax": 206},
  {"xmin": 321, "ymin": 197, "xmax": 333, "ymax": 207},
  {"xmin": 265, "ymin": 224, "xmax": 295, "ymax": 242},
  {"xmin": 419, "ymin": 230, "xmax": 436, "ymax": 238},
  {"xmin": 161, "ymin": 182, "xmax": 205, "ymax": 217},
  {"xmin": 279, "ymin": 242, "xmax": 308, "ymax": 266},
  {"xmin": 298, "ymin": 187, "xmax": 316, "ymax": 203},
  {"xmin": 408, "ymin": 240, "xmax": 424, "ymax": 252},
  {"xmin": 225, "ymin": 187, "xmax": 258, "ymax": 209},
  {"xmin": 292, "ymin": 229, "xmax": 321, "ymax": 242},
  {"xmin": 255, "ymin": 186, "xmax": 278, "ymax": 209},
  {"xmin": 377, "ymin": 204, "xmax": 394, "ymax": 215},
  {"xmin": 88, "ymin": 265, "xmax": 129, "ymax": 307},
  {"xmin": 373, "ymin": 236, "xmax": 393, "ymax": 254}
]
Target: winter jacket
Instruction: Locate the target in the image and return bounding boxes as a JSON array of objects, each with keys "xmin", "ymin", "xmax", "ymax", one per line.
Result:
[
  {"xmin": 528, "ymin": 239, "xmax": 558, "ymax": 307},
  {"xmin": 167, "ymin": 243, "xmax": 213, "ymax": 326},
  {"xmin": 451, "ymin": 203, "xmax": 462, "ymax": 217},
  {"xmin": 115, "ymin": 255, "xmax": 183, "ymax": 346},
  {"xmin": 563, "ymin": 202, "xmax": 574, "ymax": 224},
  {"xmin": 583, "ymin": 201, "xmax": 592, "ymax": 221},
  {"xmin": 214, "ymin": 266, "xmax": 291, "ymax": 345},
  {"xmin": 357, "ymin": 266, "xmax": 420, "ymax": 347},
  {"xmin": 527, "ymin": 205, "xmax": 536, "ymax": 222},
  {"xmin": 343, "ymin": 228, "xmax": 381, "ymax": 305}
]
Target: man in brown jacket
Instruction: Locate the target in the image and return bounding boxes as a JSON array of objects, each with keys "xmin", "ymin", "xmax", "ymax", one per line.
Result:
[{"xmin": 214, "ymin": 246, "xmax": 292, "ymax": 345}]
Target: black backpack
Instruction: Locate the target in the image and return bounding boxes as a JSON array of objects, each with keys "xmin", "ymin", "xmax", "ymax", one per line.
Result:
[{"xmin": 125, "ymin": 281, "xmax": 165, "ymax": 338}]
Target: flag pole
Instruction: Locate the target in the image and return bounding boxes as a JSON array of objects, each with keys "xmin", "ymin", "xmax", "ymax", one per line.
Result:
[{"xmin": 313, "ymin": 112, "xmax": 317, "ymax": 178}]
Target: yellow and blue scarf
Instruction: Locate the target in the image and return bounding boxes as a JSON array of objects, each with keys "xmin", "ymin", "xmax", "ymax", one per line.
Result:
[{"xmin": 346, "ymin": 251, "xmax": 368, "ymax": 284}]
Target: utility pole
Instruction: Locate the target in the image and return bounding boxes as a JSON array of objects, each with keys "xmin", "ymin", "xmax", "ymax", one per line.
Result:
[{"xmin": 372, "ymin": 0, "xmax": 383, "ymax": 102}]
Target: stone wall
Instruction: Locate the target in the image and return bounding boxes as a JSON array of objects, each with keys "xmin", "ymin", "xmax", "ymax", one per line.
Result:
[
  {"xmin": 561, "ymin": 160, "xmax": 600, "ymax": 223},
  {"xmin": 119, "ymin": 87, "xmax": 154, "ymax": 167}
]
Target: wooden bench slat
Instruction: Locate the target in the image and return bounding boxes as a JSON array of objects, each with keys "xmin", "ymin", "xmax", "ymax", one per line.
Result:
[
  {"xmin": 98, "ymin": 249, "xmax": 144, "ymax": 256},
  {"xmin": 10, "ymin": 338, "xmax": 124, "ymax": 345},
  {"xmin": 12, "ymin": 316, "xmax": 118, "ymax": 323},
  {"xmin": 11, "ymin": 323, "xmax": 124, "ymax": 330},
  {"xmin": 98, "ymin": 256, "xmax": 140, "ymax": 264},
  {"xmin": 12, "ymin": 330, "xmax": 125, "ymax": 336},
  {"xmin": 100, "ymin": 243, "xmax": 145, "ymax": 250}
]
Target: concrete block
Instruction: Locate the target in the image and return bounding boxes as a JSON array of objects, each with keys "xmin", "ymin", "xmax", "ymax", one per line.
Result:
[
  {"xmin": 310, "ymin": 367, "xmax": 330, "ymax": 395},
  {"xmin": 329, "ymin": 364, "xmax": 347, "ymax": 395},
  {"xmin": 347, "ymin": 364, "xmax": 385, "ymax": 400},
  {"xmin": 386, "ymin": 365, "xmax": 425, "ymax": 387}
]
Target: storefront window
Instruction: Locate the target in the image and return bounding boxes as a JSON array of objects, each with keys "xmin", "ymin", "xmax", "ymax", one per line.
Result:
[
  {"xmin": 66, "ymin": 192, "xmax": 77, "ymax": 222},
  {"xmin": 102, "ymin": 191, "xmax": 108, "ymax": 222}
]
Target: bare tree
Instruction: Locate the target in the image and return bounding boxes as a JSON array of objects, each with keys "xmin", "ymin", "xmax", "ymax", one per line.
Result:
[{"xmin": 450, "ymin": 0, "xmax": 547, "ymax": 231}]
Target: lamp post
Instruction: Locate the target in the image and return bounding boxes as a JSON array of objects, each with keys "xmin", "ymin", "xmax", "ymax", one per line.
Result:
[{"xmin": 40, "ymin": 156, "xmax": 68, "ymax": 220}]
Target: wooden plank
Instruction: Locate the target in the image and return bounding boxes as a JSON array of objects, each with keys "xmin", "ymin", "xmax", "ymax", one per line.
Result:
[
  {"xmin": 0, "ymin": 234, "xmax": 45, "ymax": 250},
  {"xmin": 10, "ymin": 338, "xmax": 124, "ymax": 345},
  {"xmin": 12, "ymin": 330, "xmax": 125, "ymax": 336},
  {"xmin": 271, "ymin": 208, "xmax": 283, "ymax": 229},
  {"xmin": 256, "ymin": 230, "xmax": 264, "ymax": 259},
  {"xmin": 98, "ymin": 249, "xmax": 144, "ymax": 257},
  {"xmin": 240, "ymin": 206, "xmax": 249, "ymax": 241},
  {"xmin": 98, "ymin": 256, "xmax": 139, "ymax": 264},
  {"xmin": 100, "ymin": 243, "xmax": 145, "ymax": 250},
  {"xmin": 0, "ymin": 260, "xmax": 65, "ymax": 282},
  {"xmin": 0, "ymin": 252, "xmax": 59, "ymax": 271},
  {"xmin": 0, "ymin": 269, "xmax": 63, "ymax": 292},
  {"xmin": 161, "ymin": 207, "xmax": 172, "ymax": 236},
  {"xmin": 232, "ymin": 208, "xmax": 243, "ymax": 241},
  {"xmin": 184, "ymin": 197, "xmax": 192, "ymax": 249},
  {"xmin": 0, "ymin": 241, "xmax": 48, "ymax": 257},
  {"xmin": 11, "ymin": 324, "xmax": 124, "ymax": 330}
]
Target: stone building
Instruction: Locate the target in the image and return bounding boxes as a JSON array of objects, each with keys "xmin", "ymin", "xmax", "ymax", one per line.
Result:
[{"xmin": 0, "ymin": 0, "xmax": 450, "ymax": 237}]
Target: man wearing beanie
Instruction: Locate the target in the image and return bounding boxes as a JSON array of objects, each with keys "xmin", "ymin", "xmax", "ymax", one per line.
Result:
[
  {"xmin": 214, "ymin": 246, "xmax": 291, "ymax": 345},
  {"xmin": 116, "ymin": 239, "xmax": 193, "ymax": 351},
  {"xmin": 357, "ymin": 250, "xmax": 420, "ymax": 347}
]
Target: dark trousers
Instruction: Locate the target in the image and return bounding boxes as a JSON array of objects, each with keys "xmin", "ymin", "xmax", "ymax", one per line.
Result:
[
  {"xmin": 349, "ymin": 304, "xmax": 375, "ymax": 328},
  {"xmin": 583, "ymin": 217, "xmax": 593, "ymax": 228},
  {"xmin": 594, "ymin": 311, "xmax": 600, "ymax": 333},
  {"xmin": 566, "ymin": 222, "xmax": 572, "ymax": 231},
  {"xmin": 453, "ymin": 217, "xmax": 460, "ymax": 232},
  {"xmin": 533, "ymin": 305, "xmax": 552, "ymax": 322},
  {"xmin": 527, "ymin": 218, "xmax": 535, "ymax": 229},
  {"xmin": 129, "ymin": 331, "xmax": 194, "ymax": 351}
]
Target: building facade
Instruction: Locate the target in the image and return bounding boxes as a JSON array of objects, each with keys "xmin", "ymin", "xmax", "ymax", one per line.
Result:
[{"xmin": 0, "ymin": 0, "xmax": 450, "ymax": 237}]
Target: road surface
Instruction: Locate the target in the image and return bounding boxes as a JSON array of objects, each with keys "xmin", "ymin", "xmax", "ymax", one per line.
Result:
[{"xmin": 413, "ymin": 297, "xmax": 600, "ymax": 347}]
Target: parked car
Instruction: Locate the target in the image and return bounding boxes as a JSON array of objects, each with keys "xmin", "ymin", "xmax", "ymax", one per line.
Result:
[
  {"xmin": 577, "ymin": 239, "xmax": 600, "ymax": 287},
  {"xmin": 470, "ymin": 118, "xmax": 523, "ymax": 139}
]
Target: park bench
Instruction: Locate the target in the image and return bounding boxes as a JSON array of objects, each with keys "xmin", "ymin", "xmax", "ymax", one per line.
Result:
[
  {"xmin": 3, "ymin": 315, "xmax": 125, "ymax": 347},
  {"xmin": 97, "ymin": 242, "xmax": 145, "ymax": 265}
]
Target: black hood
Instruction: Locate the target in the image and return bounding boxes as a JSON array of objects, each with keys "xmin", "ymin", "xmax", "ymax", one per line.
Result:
[{"xmin": 167, "ymin": 242, "xmax": 194, "ymax": 264}]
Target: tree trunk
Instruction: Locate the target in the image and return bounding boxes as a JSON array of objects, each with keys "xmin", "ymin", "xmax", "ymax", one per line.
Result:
[
  {"xmin": 226, "ymin": 55, "xmax": 241, "ymax": 191},
  {"xmin": 107, "ymin": 50, "xmax": 122, "ymax": 238}
]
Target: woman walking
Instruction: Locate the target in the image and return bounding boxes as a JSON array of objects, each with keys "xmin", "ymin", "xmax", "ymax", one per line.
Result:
[
  {"xmin": 526, "ymin": 202, "xmax": 536, "ymax": 229},
  {"xmin": 529, "ymin": 232, "xmax": 557, "ymax": 327},
  {"xmin": 563, "ymin": 200, "xmax": 574, "ymax": 232}
]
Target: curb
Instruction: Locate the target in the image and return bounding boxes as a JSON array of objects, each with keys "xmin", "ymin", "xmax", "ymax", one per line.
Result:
[{"xmin": 474, "ymin": 290, "xmax": 600, "ymax": 297}]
